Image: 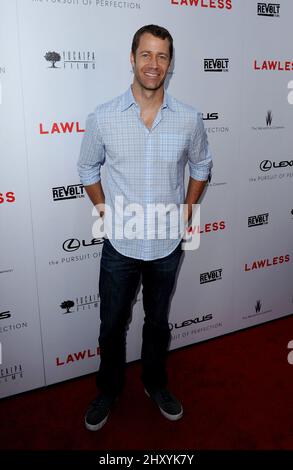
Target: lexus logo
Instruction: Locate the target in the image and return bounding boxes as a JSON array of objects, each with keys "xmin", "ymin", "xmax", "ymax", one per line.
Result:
[
  {"xmin": 260, "ymin": 160, "xmax": 272, "ymax": 171},
  {"xmin": 62, "ymin": 237, "xmax": 104, "ymax": 252},
  {"xmin": 63, "ymin": 239, "xmax": 80, "ymax": 252}
]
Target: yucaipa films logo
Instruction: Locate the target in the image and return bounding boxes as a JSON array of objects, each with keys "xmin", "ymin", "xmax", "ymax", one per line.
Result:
[
  {"xmin": 60, "ymin": 293, "xmax": 100, "ymax": 314},
  {"xmin": 0, "ymin": 363, "xmax": 23, "ymax": 384},
  {"xmin": 170, "ymin": 0, "xmax": 232, "ymax": 10},
  {"xmin": 44, "ymin": 50, "xmax": 96, "ymax": 70}
]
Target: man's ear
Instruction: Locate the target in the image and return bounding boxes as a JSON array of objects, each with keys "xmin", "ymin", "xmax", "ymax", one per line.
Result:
[{"xmin": 130, "ymin": 52, "xmax": 135, "ymax": 68}]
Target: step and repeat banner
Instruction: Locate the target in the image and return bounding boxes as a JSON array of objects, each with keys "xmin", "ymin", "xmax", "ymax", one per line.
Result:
[{"xmin": 1, "ymin": 0, "xmax": 292, "ymax": 398}]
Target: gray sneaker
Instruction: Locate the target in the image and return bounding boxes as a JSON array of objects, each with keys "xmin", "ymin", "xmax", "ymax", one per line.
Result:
[
  {"xmin": 145, "ymin": 387, "xmax": 183, "ymax": 421},
  {"xmin": 84, "ymin": 392, "xmax": 117, "ymax": 431}
]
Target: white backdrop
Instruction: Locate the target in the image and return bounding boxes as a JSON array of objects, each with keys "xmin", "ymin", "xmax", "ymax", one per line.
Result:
[{"xmin": 0, "ymin": 0, "xmax": 292, "ymax": 398}]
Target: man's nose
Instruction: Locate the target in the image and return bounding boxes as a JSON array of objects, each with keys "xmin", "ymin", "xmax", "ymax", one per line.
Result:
[{"xmin": 149, "ymin": 55, "xmax": 159, "ymax": 67}]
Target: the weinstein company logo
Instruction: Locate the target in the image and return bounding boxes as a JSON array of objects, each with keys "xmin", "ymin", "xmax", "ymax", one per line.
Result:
[
  {"xmin": 257, "ymin": 2, "xmax": 280, "ymax": 17},
  {"xmin": 248, "ymin": 213, "xmax": 269, "ymax": 227},
  {"xmin": 266, "ymin": 110, "xmax": 272, "ymax": 126},
  {"xmin": 200, "ymin": 269, "xmax": 222, "ymax": 284},
  {"xmin": 204, "ymin": 58, "xmax": 229, "ymax": 72},
  {"xmin": 257, "ymin": 3, "xmax": 280, "ymax": 17},
  {"xmin": 252, "ymin": 111, "xmax": 284, "ymax": 131},
  {"xmin": 52, "ymin": 184, "xmax": 84, "ymax": 201},
  {"xmin": 60, "ymin": 293, "xmax": 100, "ymax": 314},
  {"xmin": 255, "ymin": 300, "xmax": 262, "ymax": 313},
  {"xmin": 44, "ymin": 50, "xmax": 95, "ymax": 70}
]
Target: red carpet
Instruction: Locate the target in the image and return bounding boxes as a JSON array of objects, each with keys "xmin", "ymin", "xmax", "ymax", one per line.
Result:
[{"xmin": 1, "ymin": 315, "xmax": 293, "ymax": 451}]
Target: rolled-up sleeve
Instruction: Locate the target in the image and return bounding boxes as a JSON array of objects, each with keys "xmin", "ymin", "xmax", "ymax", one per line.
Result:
[
  {"xmin": 188, "ymin": 113, "xmax": 213, "ymax": 181},
  {"xmin": 77, "ymin": 110, "xmax": 105, "ymax": 186}
]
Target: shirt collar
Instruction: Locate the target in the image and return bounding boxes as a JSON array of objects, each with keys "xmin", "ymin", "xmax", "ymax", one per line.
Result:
[{"xmin": 120, "ymin": 86, "xmax": 174, "ymax": 112}]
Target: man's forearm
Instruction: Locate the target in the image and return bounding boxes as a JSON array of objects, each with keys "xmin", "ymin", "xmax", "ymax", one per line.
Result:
[
  {"xmin": 84, "ymin": 181, "xmax": 105, "ymax": 216},
  {"xmin": 184, "ymin": 177, "xmax": 207, "ymax": 222}
]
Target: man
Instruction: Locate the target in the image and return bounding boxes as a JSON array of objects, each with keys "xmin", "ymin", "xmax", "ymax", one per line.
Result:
[{"xmin": 78, "ymin": 24, "xmax": 212, "ymax": 431}]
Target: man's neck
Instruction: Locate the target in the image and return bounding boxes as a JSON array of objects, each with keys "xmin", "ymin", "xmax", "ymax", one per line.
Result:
[{"xmin": 131, "ymin": 82, "xmax": 164, "ymax": 112}]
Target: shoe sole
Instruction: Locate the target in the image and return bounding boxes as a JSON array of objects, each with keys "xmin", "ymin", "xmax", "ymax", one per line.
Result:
[
  {"xmin": 84, "ymin": 414, "xmax": 109, "ymax": 431},
  {"xmin": 144, "ymin": 389, "xmax": 183, "ymax": 421}
]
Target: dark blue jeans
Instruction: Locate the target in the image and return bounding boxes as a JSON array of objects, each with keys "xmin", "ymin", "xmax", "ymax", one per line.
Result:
[{"xmin": 96, "ymin": 239, "xmax": 183, "ymax": 395}]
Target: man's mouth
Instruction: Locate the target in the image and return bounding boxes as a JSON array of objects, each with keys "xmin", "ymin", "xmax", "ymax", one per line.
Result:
[{"xmin": 144, "ymin": 71, "xmax": 160, "ymax": 78}]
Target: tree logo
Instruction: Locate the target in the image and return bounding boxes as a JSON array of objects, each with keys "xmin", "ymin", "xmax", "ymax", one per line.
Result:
[
  {"xmin": 44, "ymin": 51, "xmax": 61, "ymax": 68},
  {"xmin": 60, "ymin": 300, "xmax": 75, "ymax": 314}
]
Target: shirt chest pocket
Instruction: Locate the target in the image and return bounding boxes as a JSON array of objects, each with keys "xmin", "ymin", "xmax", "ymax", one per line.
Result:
[{"xmin": 159, "ymin": 133, "xmax": 187, "ymax": 162}]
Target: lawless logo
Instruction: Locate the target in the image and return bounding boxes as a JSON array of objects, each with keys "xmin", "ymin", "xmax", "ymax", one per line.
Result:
[
  {"xmin": 39, "ymin": 121, "xmax": 85, "ymax": 134},
  {"xmin": 248, "ymin": 213, "xmax": 269, "ymax": 227},
  {"xmin": 169, "ymin": 314, "xmax": 213, "ymax": 331},
  {"xmin": 202, "ymin": 112, "xmax": 218, "ymax": 121},
  {"xmin": 260, "ymin": 160, "xmax": 293, "ymax": 171},
  {"xmin": 200, "ymin": 269, "xmax": 222, "ymax": 284},
  {"xmin": 60, "ymin": 294, "xmax": 99, "ymax": 314},
  {"xmin": 255, "ymin": 300, "xmax": 262, "ymax": 313},
  {"xmin": 62, "ymin": 238, "xmax": 104, "ymax": 252},
  {"xmin": 204, "ymin": 58, "xmax": 229, "ymax": 72},
  {"xmin": 245, "ymin": 254, "xmax": 290, "ymax": 271},
  {"xmin": 56, "ymin": 347, "xmax": 100, "ymax": 367},
  {"xmin": 170, "ymin": 0, "xmax": 232, "ymax": 9},
  {"xmin": 254, "ymin": 60, "xmax": 293, "ymax": 71},
  {"xmin": 0, "ymin": 192, "xmax": 15, "ymax": 204},
  {"xmin": 186, "ymin": 221, "xmax": 225, "ymax": 234},
  {"xmin": 0, "ymin": 311, "xmax": 11, "ymax": 320},
  {"xmin": 52, "ymin": 184, "xmax": 84, "ymax": 201},
  {"xmin": 44, "ymin": 50, "xmax": 95, "ymax": 70},
  {"xmin": 257, "ymin": 3, "xmax": 280, "ymax": 17}
]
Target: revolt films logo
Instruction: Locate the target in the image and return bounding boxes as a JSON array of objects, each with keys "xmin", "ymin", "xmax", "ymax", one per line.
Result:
[
  {"xmin": 257, "ymin": 3, "xmax": 280, "ymax": 17},
  {"xmin": 52, "ymin": 184, "xmax": 84, "ymax": 201},
  {"xmin": 204, "ymin": 58, "xmax": 229, "ymax": 72}
]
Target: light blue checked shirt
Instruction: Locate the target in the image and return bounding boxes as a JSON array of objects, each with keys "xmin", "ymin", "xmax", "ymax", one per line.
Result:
[{"xmin": 78, "ymin": 87, "xmax": 212, "ymax": 260}]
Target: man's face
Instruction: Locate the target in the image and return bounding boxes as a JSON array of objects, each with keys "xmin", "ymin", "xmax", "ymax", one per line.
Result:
[{"xmin": 131, "ymin": 32, "xmax": 171, "ymax": 91}]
